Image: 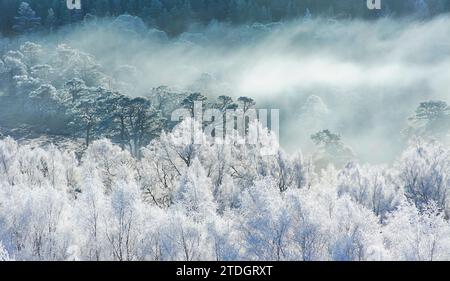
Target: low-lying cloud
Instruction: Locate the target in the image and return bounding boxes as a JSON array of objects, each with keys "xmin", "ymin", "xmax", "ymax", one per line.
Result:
[{"xmin": 6, "ymin": 14, "xmax": 450, "ymax": 163}]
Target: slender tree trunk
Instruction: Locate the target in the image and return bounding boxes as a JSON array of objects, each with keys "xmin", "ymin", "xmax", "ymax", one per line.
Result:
[
  {"xmin": 120, "ymin": 116, "xmax": 125, "ymax": 150},
  {"xmin": 86, "ymin": 125, "xmax": 91, "ymax": 147}
]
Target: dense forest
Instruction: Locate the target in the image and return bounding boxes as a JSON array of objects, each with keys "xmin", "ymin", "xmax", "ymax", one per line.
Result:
[
  {"xmin": 1, "ymin": 1, "xmax": 450, "ymax": 261},
  {"xmin": 1, "ymin": 121, "xmax": 450, "ymax": 261},
  {"xmin": 1, "ymin": 0, "xmax": 450, "ymax": 35}
]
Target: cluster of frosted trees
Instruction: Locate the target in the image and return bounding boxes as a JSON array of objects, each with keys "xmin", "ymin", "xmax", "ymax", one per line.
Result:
[{"xmin": 0, "ymin": 118, "xmax": 449, "ymax": 261}]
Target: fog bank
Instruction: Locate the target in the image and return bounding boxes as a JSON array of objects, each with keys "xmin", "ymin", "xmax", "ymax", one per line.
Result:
[{"xmin": 4, "ymin": 15, "xmax": 450, "ymax": 163}]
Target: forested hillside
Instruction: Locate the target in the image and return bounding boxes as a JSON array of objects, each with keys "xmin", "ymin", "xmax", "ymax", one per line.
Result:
[
  {"xmin": 1, "ymin": 0, "xmax": 450, "ymax": 35},
  {"xmin": 1, "ymin": 1, "xmax": 450, "ymax": 261}
]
